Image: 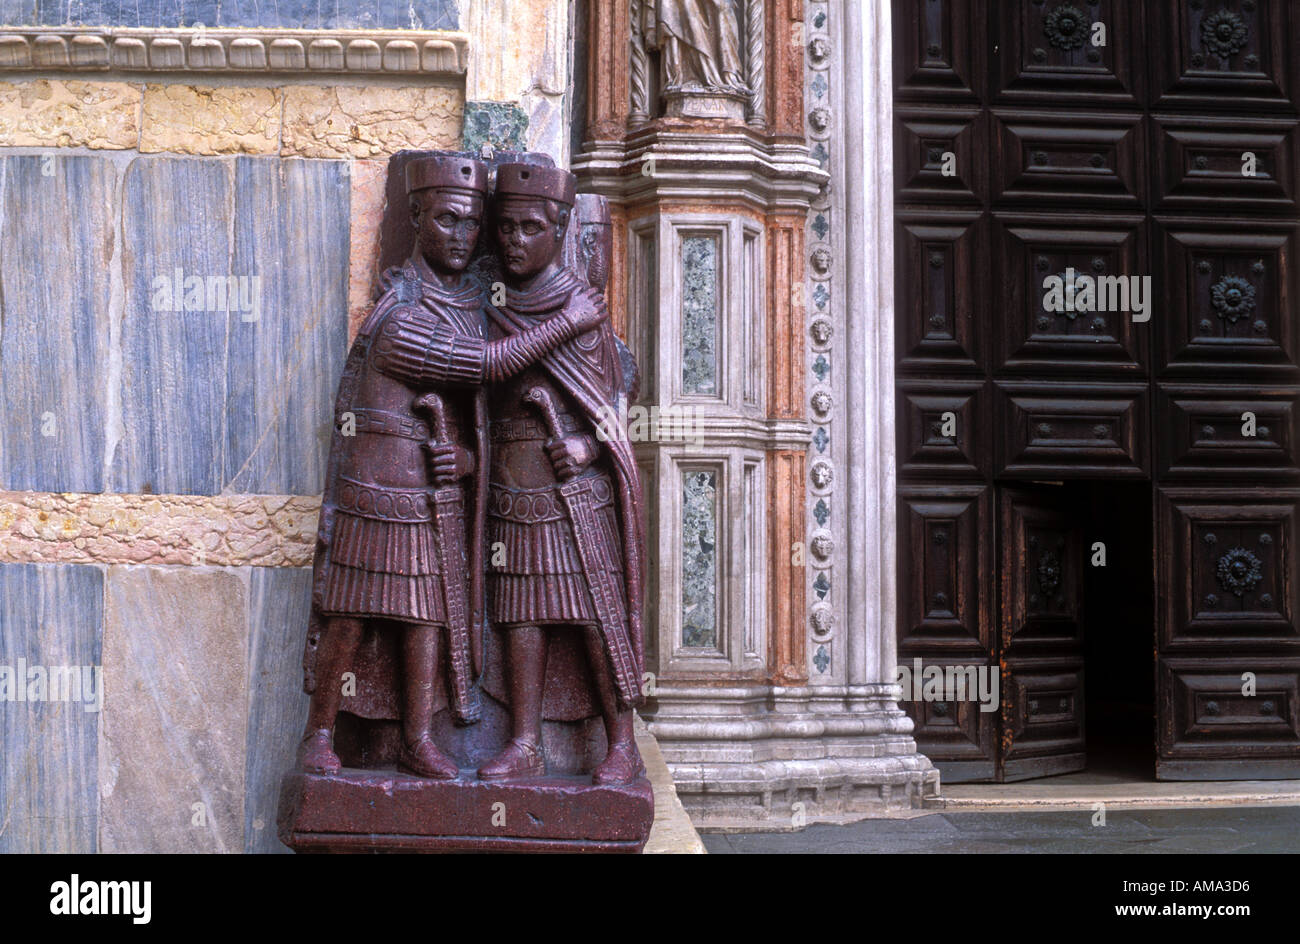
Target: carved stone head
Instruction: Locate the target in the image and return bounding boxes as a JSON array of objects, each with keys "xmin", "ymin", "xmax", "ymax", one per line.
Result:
[
  {"xmin": 493, "ymin": 163, "xmax": 577, "ymax": 283},
  {"xmin": 406, "ymin": 155, "xmax": 489, "ymax": 276}
]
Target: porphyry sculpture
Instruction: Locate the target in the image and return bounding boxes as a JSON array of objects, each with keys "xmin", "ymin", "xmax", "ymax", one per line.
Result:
[{"xmin": 278, "ymin": 151, "xmax": 654, "ymax": 854}]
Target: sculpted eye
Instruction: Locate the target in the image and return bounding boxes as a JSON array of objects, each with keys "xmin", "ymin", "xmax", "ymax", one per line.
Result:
[
  {"xmin": 523, "ymin": 222, "xmax": 543, "ymax": 235},
  {"xmin": 437, "ymin": 214, "xmax": 456, "ymax": 226}
]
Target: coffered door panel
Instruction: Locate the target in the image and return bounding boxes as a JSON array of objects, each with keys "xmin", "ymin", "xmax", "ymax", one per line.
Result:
[
  {"xmin": 897, "ymin": 485, "xmax": 997, "ymax": 779},
  {"xmin": 1152, "ymin": 115, "xmax": 1299, "ymax": 214},
  {"xmin": 991, "ymin": 111, "xmax": 1144, "ymax": 209},
  {"xmin": 898, "ymin": 486, "xmax": 992, "ymax": 656},
  {"xmin": 998, "ymin": 486, "xmax": 1086, "ymax": 780},
  {"xmin": 895, "ymin": 0, "xmax": 986, "ymax": 104},
  {"xmin": 993, "ymin": 215, "xmax": 1149, "ymax": 376},
  {"xmin": 1157, "ymin": 488, "xmax": 1300, "ymax": 652},
  {"xmin": 898, "ymin": 214, "xmax": 987, "ymax": 374},
  {"xmin": 1149, "ymin": 0, "xmax": 1300, "ymax": 112},
  {"xmin": 1156, "ymin": 220, "xmax": 1299, "ymax": 379},
  {"xmin": 1157, "ymin": 385, "xmax": 1300, "ymax": 481},
  {"xmin": 991, "ymin": 0, "xmax": 1143, "ymax": 106},
  {"xmin": 1156, "ymin": 488, "xmax": 1300, "ymax": 779}
]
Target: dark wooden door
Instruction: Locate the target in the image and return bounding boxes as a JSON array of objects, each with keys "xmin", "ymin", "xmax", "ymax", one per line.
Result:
[
  {"xmin": 998, "ymin": 486, "xmax": 1086, "ymax": 780},
  {"xmin": 894, "ymin": 0, "xmax": 1300, "ymax": 781}
]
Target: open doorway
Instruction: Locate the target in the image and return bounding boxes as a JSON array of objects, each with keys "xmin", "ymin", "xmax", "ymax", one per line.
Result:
[{"xmin": 1076, "ymin": 481, "xmax": 1156, "ymax": 780}]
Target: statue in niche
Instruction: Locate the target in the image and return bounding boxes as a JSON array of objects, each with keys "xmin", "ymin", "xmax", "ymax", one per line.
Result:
[
  {"xmin": 280, "ymin": 152, "xmax": 652, "ymax": 853},
  {"xmin": 648, "ymin": 0, "xmax": 745, "ymax": 93}
]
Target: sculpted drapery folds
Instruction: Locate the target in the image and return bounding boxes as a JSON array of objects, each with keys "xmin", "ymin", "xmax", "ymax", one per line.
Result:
[
  {"xmin": 476, "ymin": 163, "xmax": 648, "ymax": 786},
  {"xmin": 297, "ymin": 155, "xmax": 602, "ymax": 782},
  {"xmin": 294, "ymin": 155, "xmax": 645, "ymax": 791},
  {"xmin": 646, "ymin": 0, "xmax": 746, "ymax": 93}
]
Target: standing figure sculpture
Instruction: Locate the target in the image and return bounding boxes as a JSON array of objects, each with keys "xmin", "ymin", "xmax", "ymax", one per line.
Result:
[
  {"xmin": 297, "ymin": 156, "xmax": 601, "ymax": 781},
  {"xmin": 649, "ymin": 0, "xmax": 745, "ymax": 92},
  {"xmin": 474, "ymin": 164, "xmax": 647, "ymax": 786}
]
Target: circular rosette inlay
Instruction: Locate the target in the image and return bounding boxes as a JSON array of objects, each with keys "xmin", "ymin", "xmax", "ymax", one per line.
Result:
[
  {"xmin": 1210, "ymin": 275, "xmax": 1256, "ymax": 323},
  {"xmin": 1044, "ymin": 4, "xmax": 1088, "ymax": 50},
  {"xmin": 1215, "ymin": 547, "xmax": 1263, "ymax": 596},
  {"xmin": 1201, "ymin": 9, "xmax": 1249, "ymax": 61}
]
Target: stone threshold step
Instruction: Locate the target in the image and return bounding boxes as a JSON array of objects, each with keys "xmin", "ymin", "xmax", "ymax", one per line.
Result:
[{"xmin": 926, "ymin": 779, "xmax": 1300, "ymax": 813}]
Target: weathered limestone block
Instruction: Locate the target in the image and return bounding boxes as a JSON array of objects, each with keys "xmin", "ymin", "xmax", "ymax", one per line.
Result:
[
  {"xmin": 280, "ymin": 85, "xmax": 462, "ymax": 158},
  {"xmin": 348, "ymin": 158, "xmax": 387, "ymax": 339},
  {"xmin": 0, "ymin": 492, "xmax": 319, "ymax": 567},
  {"xmin": 0, "ymin": 563, "xmax": 103, "ymax": 853},
  {"xmin": 99, "ymin": 566, "xmax": 248, "ymax": 853},
  {"xmin": 0, "ymin": 79, "xmax": 140, "ymax": 148},
  {"xmin": 461, "ymin": 0, "xmax": 567, "ymax": 159},
  {"xmin": 140, "ymin": 84, "xmax": 282, "ymax": 155}
]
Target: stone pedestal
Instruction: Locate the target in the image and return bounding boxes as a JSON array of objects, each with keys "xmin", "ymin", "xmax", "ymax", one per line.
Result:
[
  {"xmin": 278, "ymin": 769, "xmax": 654, "ymax": 853},
  {"xmin": 663, "ymin": 89, "xmax": 748, "ymax": 121},
  {"xmin": 648, "ymin": 684, "xmax": 938, "ymax": 828}
]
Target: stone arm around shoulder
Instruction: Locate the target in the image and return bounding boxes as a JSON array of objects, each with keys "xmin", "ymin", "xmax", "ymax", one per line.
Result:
[{"xmin": 372, "ymin": 290, "xmax": 605, "ymax": 388}]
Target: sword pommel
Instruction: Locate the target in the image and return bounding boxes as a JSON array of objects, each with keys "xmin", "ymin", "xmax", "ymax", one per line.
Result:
[
  {"xmin": 414, "ymin": 391, "xmax": 452, "ymax": 445},
  {"xmin": 524, "ymin": 386, "xmax": 565, "ymax": 441}
]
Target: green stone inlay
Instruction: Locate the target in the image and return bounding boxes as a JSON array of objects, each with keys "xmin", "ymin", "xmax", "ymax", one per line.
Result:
[
  {"xmin": 681, "ymin": 469, "xmax": 718, "ymax": 649},
  {"xmin": 460, "ymin": 101, "xmax": 528, "ymax": 154},
  {"xmin": 681, "ymin": 235, "xmax": 718, "ymax": 395}
]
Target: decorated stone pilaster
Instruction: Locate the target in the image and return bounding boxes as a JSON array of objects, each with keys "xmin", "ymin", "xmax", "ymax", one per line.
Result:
[{"xmin": 574, "ymin": 0, "xmax": 937, "ymax": 828}]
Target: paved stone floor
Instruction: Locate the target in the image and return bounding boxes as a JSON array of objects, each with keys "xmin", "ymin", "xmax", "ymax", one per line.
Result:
[{"xmin": 702, "ymin": 806, "xmax": 1300, "ymax": 854}]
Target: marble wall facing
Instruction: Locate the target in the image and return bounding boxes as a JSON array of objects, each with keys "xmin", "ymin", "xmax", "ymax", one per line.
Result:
[
  {"xmin": 0, "ymin": 0, "xmax": 459, "ymax": 30},
  {"xmin": 0, "ymin": 0, "xmax": 579, "ymax": 851}
]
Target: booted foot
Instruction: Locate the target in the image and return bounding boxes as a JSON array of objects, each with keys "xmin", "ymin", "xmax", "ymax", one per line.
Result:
[
  {"xmin": 477, "ymin": 738, "xmax": 545, "ymax": 781},
  {"xmin": 298, "ymin": 729, "xmax": 341, "ymax": 775},
  {"xmin": 591, "ymin": 739, "xmax": 645, "ymax": 785},
  {"xmin": 398, "ymin": 733, "xmax": 460, "ymax": 780}
]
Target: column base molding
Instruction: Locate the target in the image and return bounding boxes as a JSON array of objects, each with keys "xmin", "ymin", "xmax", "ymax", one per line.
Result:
[{"xmin": 646, "ymin": 683, "xmax": 939, "ymax": 829}]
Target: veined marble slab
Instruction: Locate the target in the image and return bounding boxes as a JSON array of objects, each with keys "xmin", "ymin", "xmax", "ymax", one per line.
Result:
[
  {"xmin": 111, "ymin": 155, "xmax": 347, "ymax": 495},
  {"xmin": 244, "ymin": 566, "xmax": 310, "ymax": 854},
  {"xmin": 0, "ymin": 155, "xmax": 115, "ymax": 493},
  {"xmin": 0, "ymin": 0, "xmax": 458, "ymax": 30},
  {"xmin": 224, "ymin": 158, "xmax": 347, "ymax": 495},
  {"xmin": 99, "ymin": 566, "xmax": 247, "ymax": 852},
  {"xmin": 0, "ymin": 563, "xmax": 103, "ymax": 853}
]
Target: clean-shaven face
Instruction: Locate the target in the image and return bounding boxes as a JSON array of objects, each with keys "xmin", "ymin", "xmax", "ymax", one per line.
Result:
[{"xmin": 412, "ymin": 190, "xmax": 483, "ymax": 274}]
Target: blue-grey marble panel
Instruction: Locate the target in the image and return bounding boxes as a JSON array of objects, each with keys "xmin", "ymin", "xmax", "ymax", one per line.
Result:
[
  {"xmin": 111, "ymin": 156, "xmax": 233, "ymax": 495},
  {"xmin": 0, "ymin": 155, "xmax": 115, "ymax": 492},
  {"xmin": 0, "ymin": 563, "xmax": 103, "ymax": 854},
  {"xmin": 3, "ymin": 0, "xmax": 458, "ymax": 29},
  {"xmin": 224, "ymin": 157, "xmax": 347, "ymax": 495},
  {"xmin": 244, "ymin": 565, "xmax": 310, "ymax": 854}
]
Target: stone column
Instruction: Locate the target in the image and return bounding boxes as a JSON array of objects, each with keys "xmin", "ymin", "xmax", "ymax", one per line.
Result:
[{"xmin": 574, "ymin": 0, "xmax": 936, "ymax": 828}]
